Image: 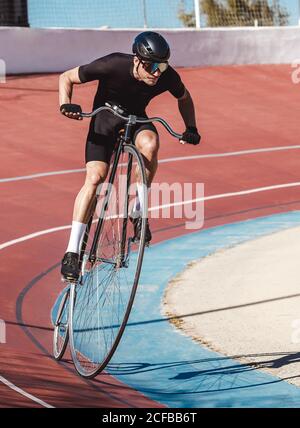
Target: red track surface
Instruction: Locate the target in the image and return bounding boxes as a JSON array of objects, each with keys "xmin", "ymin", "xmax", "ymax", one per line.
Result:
[{"xmin": 0, "ymin": 65, "xmax": 299, "ymax": 407}]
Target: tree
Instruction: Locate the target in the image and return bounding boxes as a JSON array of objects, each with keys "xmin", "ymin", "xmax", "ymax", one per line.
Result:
[
  {"xmin": 178, "ymin": 0, "xmax": 196, "ymax": 27},
  {"xmin": 178, "ymin": 0, "xmax": 289, "ymax": 27}
]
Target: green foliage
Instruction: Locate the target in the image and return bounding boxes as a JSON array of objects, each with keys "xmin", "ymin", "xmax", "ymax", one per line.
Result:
[
  {"xmin": 178, "ymin": 0, "xmax": 290, "ymax": 27},
  {"xmin": 178, "ymin": 0, "xmax": 196, "ymax": 27}
]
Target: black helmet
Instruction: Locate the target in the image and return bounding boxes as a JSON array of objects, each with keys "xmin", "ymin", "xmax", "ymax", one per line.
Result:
[{"xmin": 132, "ymin": 31, "xmax": 170, "ymax": 63}]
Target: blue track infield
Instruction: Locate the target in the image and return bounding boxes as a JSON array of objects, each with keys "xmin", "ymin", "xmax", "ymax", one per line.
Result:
[{"xmin": 53, "ymin": 211, "xmax": 300, "ymax": 407}]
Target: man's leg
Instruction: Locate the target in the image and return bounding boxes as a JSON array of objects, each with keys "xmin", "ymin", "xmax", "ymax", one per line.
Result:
[
  {"xmin": 131, "ymin": 129, "xmax": 159, "ymax": 242},
  {"xmin": 135, "ymin": 129, "xmax": 159, "ymax": 185},
  {"xmin": 72, "ymin": 161, "xmax": 109, "ymax": 223},
  {"xmin": 61, "ymin": 160, "xmax": 109, "ymax": 281}
]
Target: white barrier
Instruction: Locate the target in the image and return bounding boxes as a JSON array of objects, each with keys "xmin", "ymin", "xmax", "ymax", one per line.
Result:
[
  {"xmin": 1, "ymin": 26, "xmax": 300, "ymax": 74},
  {"xmin": 0, "ymin": 58, "xmax": 6, "ymax": 82}
]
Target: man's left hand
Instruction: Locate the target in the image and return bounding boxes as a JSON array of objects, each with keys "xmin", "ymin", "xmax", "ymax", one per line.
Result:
[{"xmin": 180, "ymin": 126, "xmax": 201, "ymax": 145}]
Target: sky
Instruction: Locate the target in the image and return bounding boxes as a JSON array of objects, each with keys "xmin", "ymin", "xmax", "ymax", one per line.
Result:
[{"xmin": 27, "ymin": 0, "xmax": 299, "ymax": 28}]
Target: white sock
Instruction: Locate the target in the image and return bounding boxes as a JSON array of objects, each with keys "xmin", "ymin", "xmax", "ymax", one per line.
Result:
[
  {"xmin": 66, "ymin": 221, "xmax": 87, "ymax": 254},
  {"xmin": 132, "ymin": 184, "xmax": 149, "ymax": 217}
]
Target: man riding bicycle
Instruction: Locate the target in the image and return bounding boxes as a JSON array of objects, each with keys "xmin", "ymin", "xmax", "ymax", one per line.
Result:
[{"xmin": 59, "ymin": 31, "xmax": 201, "ymax": 282}]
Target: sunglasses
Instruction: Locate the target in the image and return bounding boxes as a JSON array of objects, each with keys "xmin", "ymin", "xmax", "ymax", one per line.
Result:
[{"xmin": 141, "ymin": 61, "xmax": 168, "ymax": 74}]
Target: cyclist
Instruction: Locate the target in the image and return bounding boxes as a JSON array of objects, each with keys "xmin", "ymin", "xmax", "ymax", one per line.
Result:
[{"xmin": 59, "ymin": 31, "xmax": 201, "ymax": 282}]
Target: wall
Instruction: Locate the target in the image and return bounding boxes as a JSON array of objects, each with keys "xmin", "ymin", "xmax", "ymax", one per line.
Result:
[{"xmin": 1, "ymin": 26, "xmax": 299, "ymax": 74}]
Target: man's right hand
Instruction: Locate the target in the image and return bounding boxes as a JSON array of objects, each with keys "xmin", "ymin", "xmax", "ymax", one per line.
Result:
[
  {"xmin": 180, "ymin": 126, "xmax": 201, "ymax": 145},
  {"xmin": 60, "ymin": 103, "xmax": 83, "ymax": 120}
]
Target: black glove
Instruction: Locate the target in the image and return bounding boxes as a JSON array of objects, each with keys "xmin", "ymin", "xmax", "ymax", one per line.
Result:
[
  {"xmin": 60, "ymin": 103, "xmax": 82, "ymax": 119},
  {"xmin": 181, "ymin": 126, "xmax": 201, "ymax": 145}
]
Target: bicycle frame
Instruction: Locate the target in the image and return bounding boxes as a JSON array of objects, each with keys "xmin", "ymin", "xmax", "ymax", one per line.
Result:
[{"xmin": 63, "ymin": 105, "xmax": 183, "ymax": 378}]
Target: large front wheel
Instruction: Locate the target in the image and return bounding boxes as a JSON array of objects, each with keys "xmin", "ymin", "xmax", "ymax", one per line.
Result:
[{"xmin": 69, "ymin": 144, "xmax": 148, "ymax": 378}]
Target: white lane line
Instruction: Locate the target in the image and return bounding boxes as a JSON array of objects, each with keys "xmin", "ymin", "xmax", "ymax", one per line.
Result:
[
  {"xmin": 0, "ymin": 225, "xmax": 71, "ymax": 250},
  {"xmin": 0, "ymin": 375, "xmax": 54, "ymax": 408},
  {"xmin": 158, "ymin": 145, "xmax": 300, "ymax": 164},
  {"xmin": 150, "ymin": 182, "xmax": 300, "ymax": 211},
  {"xmin": 0, "ymin": 169, "xmax": 85, "ymax": 183},
  {"xmin": 1, "ymin": 145, "xmax": 300, "ymax": 183},
  {"xmin": 1, "ymin": 181, "xmax": 300, "ymax": 252}
]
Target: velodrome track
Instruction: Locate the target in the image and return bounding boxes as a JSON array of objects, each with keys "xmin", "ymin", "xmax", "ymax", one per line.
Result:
[{"xmin": 1, "ymin": 65, "xmax": 300, "ymax": 407}]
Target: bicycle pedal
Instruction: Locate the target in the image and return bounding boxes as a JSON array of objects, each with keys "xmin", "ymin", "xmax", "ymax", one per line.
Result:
[
  {"xmin": 132, "ymin": 237, "xmax": 150, "ymax": 247},
  {"xmin": 61, "ymin": 275, "xmax": 78, "ymax": 284}
]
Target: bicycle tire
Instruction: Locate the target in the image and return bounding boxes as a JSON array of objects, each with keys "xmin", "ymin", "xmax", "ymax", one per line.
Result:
[
  {"xmin": 69, "ymin": 144, "xmax": 148, "ymax": 378},
  {"xmin": 53, "ymin": 288, "xmax": 70, "ymax": 360}
]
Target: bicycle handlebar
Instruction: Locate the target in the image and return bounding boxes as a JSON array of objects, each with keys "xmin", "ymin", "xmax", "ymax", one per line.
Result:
[{"xmin": 81, "ymin": 105, "xmax": 183, "ymax": 140}]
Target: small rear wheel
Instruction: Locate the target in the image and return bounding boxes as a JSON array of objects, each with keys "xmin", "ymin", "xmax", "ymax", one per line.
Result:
[{"xmin": 53, "ymin": 288, "xmax": 70, "ymax": 360}]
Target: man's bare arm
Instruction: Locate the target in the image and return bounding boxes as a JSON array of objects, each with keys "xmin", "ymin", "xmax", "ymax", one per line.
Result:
[
  {"xmin": 177, "ymin": 88, "xmax": 196, "ymax": 128},
  {"xmin": 177, "ymin": 88, "xmax": 201, "ymax": 145},
  {"xmin": 59, "ymin": 66, "xmax": 83, "ymax": 119}
]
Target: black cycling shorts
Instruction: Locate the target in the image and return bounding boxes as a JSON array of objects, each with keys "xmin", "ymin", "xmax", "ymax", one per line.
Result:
[{"xmin": 85, "ymin": 110, "xmax": 158, "ymax": 164}]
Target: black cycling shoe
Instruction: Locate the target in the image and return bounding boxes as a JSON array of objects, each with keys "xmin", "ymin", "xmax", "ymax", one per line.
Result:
[
  {"xmin": 61, "ymin": 252, "xmax": 80, "ymax": 282},
  {"xmin": 130, "ymin": 216, "xmax": 152, "ymax": 243}
]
